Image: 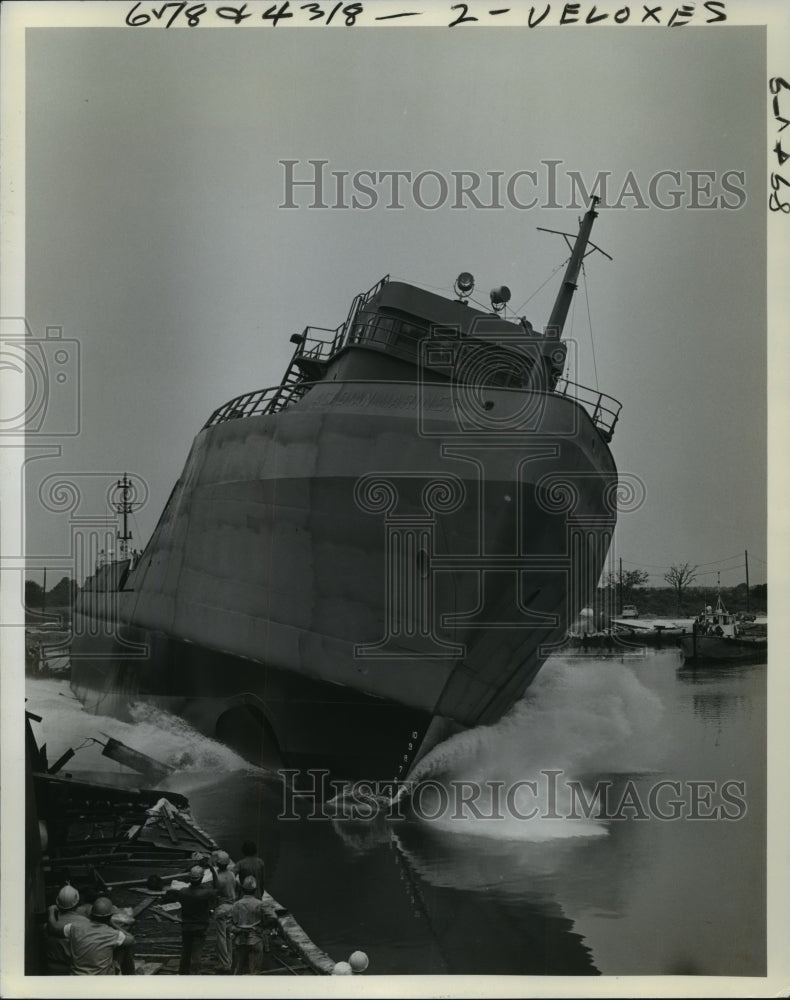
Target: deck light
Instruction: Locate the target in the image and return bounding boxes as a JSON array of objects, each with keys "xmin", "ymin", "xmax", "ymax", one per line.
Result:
[
  {"xmin": 454, "ymin": 272, "xmax": 475, "ymax": 300},
  {"xmin": 490, "ymin": 285, "xmax": 511, "ymax": 313}
]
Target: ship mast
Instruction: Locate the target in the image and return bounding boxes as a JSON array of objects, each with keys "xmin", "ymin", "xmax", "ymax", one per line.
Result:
[{"xmin": 538, "ymin": 196, "xmax": 611, "ymax": 340}]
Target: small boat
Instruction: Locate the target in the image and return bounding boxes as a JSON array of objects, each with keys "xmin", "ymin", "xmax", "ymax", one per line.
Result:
[
  {"xmin": 678, "ymin": 597, "xmax": 767, "ymax": 664},
  {"xmin": 610, "ymin": 616, "xmax": 693, "ymax": 646}
]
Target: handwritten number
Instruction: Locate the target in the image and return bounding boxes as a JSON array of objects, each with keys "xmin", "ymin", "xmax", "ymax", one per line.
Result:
[
  {"xmin": 125, "ymin": 2, "xmax": 151, "ymax": 25},
  {"xmin": 301, "ymin": 3, "xmax": 324, "ymax": 19},
  {"xmin": 185, "ymin": 3, "xmax": 206, "ymax": 25},
  {"xmin": 151, "ymin": 3, "xmax": 185, "ymax": 28},
  {"xmin": 449, "ymin": 3, "xmax": 477, "ymax": 26},
  {"xmin": 769, "ymin": 79, "xmax": 790, "ymax": 213},
  {"xmin": 769, "ymin": 172, "xmax": 790, "ymax": 213},
  {"xmin": 125, "ymin": 0, "xmax": 360, "ymax": 26},
  {"xmin": 325, "ymin": 1, "xmax": 342, "ymax": 23},
  {"xmin": 262, "ymin": 2, "xmax": 293, "ymax": 24}
]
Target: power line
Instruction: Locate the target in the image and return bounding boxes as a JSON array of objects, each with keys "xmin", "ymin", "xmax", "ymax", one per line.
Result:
[{"xmin": 620, "ymin": 553, "xmax": 752, "ymax": 571}]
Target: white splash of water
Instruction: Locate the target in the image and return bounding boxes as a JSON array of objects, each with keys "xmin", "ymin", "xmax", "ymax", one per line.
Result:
[
  {"xmin": 25, "ymin": 677, "xmax": 265, "ymax": 792},
  {"xmin": 406, "ymin": 657, "xmax": 666, "ymax": 842}
]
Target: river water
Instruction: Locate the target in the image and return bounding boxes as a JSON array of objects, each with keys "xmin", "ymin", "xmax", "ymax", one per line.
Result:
[{"xmin": 25, "ymin": 647, "xmax": 766, "ymax": 977}]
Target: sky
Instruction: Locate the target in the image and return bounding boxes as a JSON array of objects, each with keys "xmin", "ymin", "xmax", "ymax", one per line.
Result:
[{"xmin": 18, "ymin": 18, "xmax": 768, "ymax": 592}]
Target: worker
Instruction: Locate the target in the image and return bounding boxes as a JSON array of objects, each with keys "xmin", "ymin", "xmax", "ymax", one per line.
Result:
[
  {"xmin": 230, "ymin": 876, "xmax": 277, "ymax": 974},
  {"xmin": 162, "ymin": 860, "xmax": 219, "ymax": 975},
  {"xmin": 44, "ymin": 884, "xmax": 91, "ymax": 975},
  {"xmin": 211, "ymin": 850, "xmax": 237, "ymax": 974},
  {"xmin": 55, "ymin": 896, "xmax": 136, "ymax": 975},
  {"xmin": 235, "ymin": 841, "xmax": 266, "ymax": 899}
]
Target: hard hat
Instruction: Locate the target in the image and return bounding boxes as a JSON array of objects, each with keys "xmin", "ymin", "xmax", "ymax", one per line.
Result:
[
  {"xmin": 332, "ymin": 961, "xmax": 353, "ymax": 975},
  {"xmin": 91, "ymin": 897, "xmax": 114, "ymax": 920},
  {"xmin": 189, "ymin": 865, "xmax": 205, "ymax": 882},
  {"xmin": 56, "ymin": 885, "xmax": 79, "ymax": 911},
  {"xmin": 349, "ymin": 950, "xmax": 369, "ymax": 973},
  {"xmin": 215, "ymin": 850, "xmax": 230, "ymax": 867},
  {"xmin": 242, "ymin": 876, "xmax": 257, "ymax": 893}
]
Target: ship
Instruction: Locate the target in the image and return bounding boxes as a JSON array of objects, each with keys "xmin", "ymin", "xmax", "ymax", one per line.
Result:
[{"xmin": 70, "ymin": 198, "xmax": 622, "ymax": 782}]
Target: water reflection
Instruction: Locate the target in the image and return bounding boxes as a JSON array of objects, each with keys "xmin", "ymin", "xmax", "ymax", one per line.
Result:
[{"xmin": 391, "ymin": 823, "xmax": 599, "ymax": 975}]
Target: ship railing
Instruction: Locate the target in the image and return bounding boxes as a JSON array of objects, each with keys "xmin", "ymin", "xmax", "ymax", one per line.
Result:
[
  {"xmin": 297, "ymin": 325, "xmax": 345, "ymax": 361},
  {"xmin": 288, "ymin": 276, "xmax": 392, "ymax": 365},
  {"xmin": 205, "ymin": 376, "xmax": 622, "ymax": 437},
  {"xmin": 203, "ymin": 383, "xmax": 309, "ymax": 426},
  {"xmin": 553, "ymin": 377, "xmax": 621, "ymax": 441}
]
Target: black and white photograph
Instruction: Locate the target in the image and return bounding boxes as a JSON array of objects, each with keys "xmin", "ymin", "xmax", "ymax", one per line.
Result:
[{"xmin": 1, "ymin": 0, "xmax": 788, "ymax": 995}]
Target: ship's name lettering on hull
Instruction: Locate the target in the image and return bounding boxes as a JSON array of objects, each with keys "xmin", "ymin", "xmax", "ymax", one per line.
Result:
[{"xmin": 326, "ymin": 390, "xmax": 452, "ymax": 412}]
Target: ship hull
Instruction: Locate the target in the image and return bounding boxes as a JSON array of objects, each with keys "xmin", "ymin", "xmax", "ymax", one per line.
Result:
[
  {"xmin": 70, "ymin": 629, "xmax": 435, "ymax": 781},
  {"xmin": 71, "ymin": 380, "xmax": 617, "ymax": 780},
  {"xmin": 679, "ymin": 634, "xmax": 767, "ymax": 664}
]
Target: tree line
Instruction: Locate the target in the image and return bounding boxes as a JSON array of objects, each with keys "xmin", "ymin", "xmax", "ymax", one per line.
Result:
[
  {"xmin": 603, "ymin": 563, "xmax": 766, "ymax": 617},
  {"xmin": 25, "ymin": 577, "xmax": 77, "ymax": 611}
]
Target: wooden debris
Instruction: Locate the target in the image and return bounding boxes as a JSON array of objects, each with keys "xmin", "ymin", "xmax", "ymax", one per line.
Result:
[
  {"xmin": 131, "ymin": 897, "xmax": 156, "ymax": 918},
  {"xmin": 151, "ymin": 906, "xmax": 181, "ymax": 924}
]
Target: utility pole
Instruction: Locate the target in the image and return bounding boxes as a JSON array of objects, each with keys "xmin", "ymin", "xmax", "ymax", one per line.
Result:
[
  {"xmin": 619, "ymin": 556, "xmax": 623, "ymax": 615},
  {"xmin": 745, "ymin": 549, "xmax": 750, "ymax": 613},
  {"xmin": 42, "ymin": 567, "xmax": 47, "ymax": 616}
]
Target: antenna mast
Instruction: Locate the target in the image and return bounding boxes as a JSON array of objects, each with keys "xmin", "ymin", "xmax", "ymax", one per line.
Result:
[
  {"xmin": 538, "ymin": 196, "xmax": 612, "ymax": 340},
  {"xmin": 111, "ymin": 474, "xmax": 141, "ymax": 561}
]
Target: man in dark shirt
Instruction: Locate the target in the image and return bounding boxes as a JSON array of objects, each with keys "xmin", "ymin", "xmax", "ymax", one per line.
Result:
[
  {"xmin": 163, "ymin": 861, "xmax": 219, "ymax": 975},
  {"xmin": 235, "ymin": 841, "xmax": 266, "ymax": 899}
]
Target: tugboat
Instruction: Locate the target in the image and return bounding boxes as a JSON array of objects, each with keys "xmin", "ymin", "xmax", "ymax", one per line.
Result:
[
  {"xmin": 679, "ymin": 596, "xmax": 767, "ymax": 665},
  {"xmin": 71, "ymin": 199, "xmax": 622, "ymax": 781}
]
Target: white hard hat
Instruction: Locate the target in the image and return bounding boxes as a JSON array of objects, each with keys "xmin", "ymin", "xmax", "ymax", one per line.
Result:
[
  {"xmin": 56, "ymin": 885, "xmax": 79, "ymax": 911},
  {"xmin": 349, "ymin": 950, "xmax": 369, "ymax": 972}
]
